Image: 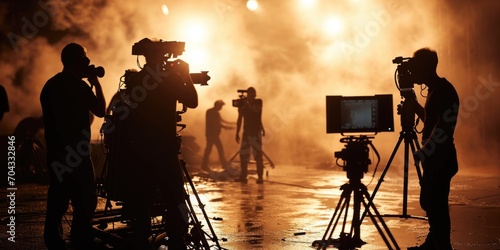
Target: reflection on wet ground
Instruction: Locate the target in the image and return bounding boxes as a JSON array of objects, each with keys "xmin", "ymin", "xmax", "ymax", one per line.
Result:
[
  {"xmin": 191, "ymin": 164, "xmax": 500, "ymax": 249},
  {"xmin": 193, "ymin": 164, "xmax": 423, "ymax": 249},
  {"xmin": 1, "ymin": 164, "xmax": 500, "ymax": 249}
]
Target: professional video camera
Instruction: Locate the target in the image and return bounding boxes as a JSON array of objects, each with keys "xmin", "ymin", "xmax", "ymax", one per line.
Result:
[
  {"xmin": 325, "ymin": 95, "xmax": 389, "ymax": 179},
  {"xmin": 392, "ymin": 56, "xmax": 420, "ymax": 131},
  {"xmin": 334, "ymin": 135, "xmax": 378, "ymax": 180},
  {"xmin": 130, "ymin": 38, "xmax": 210, "ymax": 85},
  {"xmin": 392, "ymin": 56, "xmax": 415, "ymax": 91},
  {"xmin": 83, "ymin": 65, "xmax": 105, "ymax": 79},
  {"xmin": 232, "ymin": 89, "xmax": 248, "ymax": 108}
]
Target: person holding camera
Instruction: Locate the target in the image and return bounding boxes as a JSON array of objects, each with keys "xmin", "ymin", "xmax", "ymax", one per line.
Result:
[
  {"xmin": 235, "ymin": 87, "xmax": 266, "ymax": 184},
  {"xmin": 408, "ymin": 48, "xmax": 459, "ymax": 250},
  {"xmin": 118, "ymin": 38, "xmax": 198, "ymax": 250},
  {"xmin": 40, "ymin": 43, "xmax": 106, "ymax": 249}
]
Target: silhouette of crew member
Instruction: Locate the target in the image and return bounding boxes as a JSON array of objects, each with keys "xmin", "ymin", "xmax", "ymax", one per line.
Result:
[
  {"xmin": 408, "ymin": 48, "xmax": 459, "ymax": 250},
  {"xmin": 235, "ymin": 87, "xmax": 265, "ymax": 184},
  {"xmin": 0, "ymin": 84, "xmax": 8, "ymax": 121},
  {"xmin": 201, "ymin": 100, "xmax": 234, "ymax": 171},
  {"xmin": 118, "ymin": 38, "xmax": 198, "ymax": 250},
  {"xmin": 40, "ymin": 43, "xmax": 106, "ymax": 249}
]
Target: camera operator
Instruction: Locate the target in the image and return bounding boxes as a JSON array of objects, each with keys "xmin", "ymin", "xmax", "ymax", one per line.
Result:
[
  {"xmin": 120, "ymin": 38, "xmax": 197, "ymax": 250},
  {"xmin": 40, "ymin": 43, "xmax": 106, "ymax": 249},
  {"xmin": 235, "ymin": 87, "xmax": 265, "ymax": 184},
  {"xmin": 407, "ymin": 48, "xmax": 459, "ymax": 250}
]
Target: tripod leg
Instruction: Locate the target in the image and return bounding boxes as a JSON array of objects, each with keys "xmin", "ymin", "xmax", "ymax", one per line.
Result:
[
  {"xmin": 361, "ymin": 134, "xmax": 404, "ymax": 224},
  {"xmin": 402, "ymin": 137, "xmax": 411, "ymax": 217},
  {"xmin": 362, "ymin": 189, "xmax": 401, "ymax": 250},
  {"xmin": 320, "ymin": 191, "xmax": 347, "ymax": 242},
  {"xmin": 313, "ymin": 185, "xmax": 352, "ymax": 250},
  {"xmin": 228, "ymin": 150, "xmax": 239, "ymax": 164},
  {"xmin": 352, "ymin": 185, "xmax": 362, "ymax": 242},
  {"xmin": 180, "ymin": 159, "xmax": 221, "ymax": 249},
  {"xmin": 260, "ymin": 150, "xmax": 275, "ymax": 168},
  {"xmin": 408, "ymin": 134, "xmax": 423, "ymax": 182}
]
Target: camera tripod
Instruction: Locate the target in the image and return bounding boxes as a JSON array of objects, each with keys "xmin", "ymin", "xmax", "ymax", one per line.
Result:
[
  {"xmin": 227, "ymin": 134, "xmax": 275, "ymax": 178},
  {"xmin": 228, "ymin": 148, "xmax": 275, "ymax": 169},
  {"xmin": 94, "ymin": 116, "xmax": 223, "ymax": 249},
  {"xmin": 364, "ymin": 93, "xmax": 426, "ymax": 220},
  {"xmin": 176, "ymin": 131, "xmax": 222, "ymax": 249},
  {"xmin": 312, "ymin": 178, "xmax": 400, "ymax": 250},
  {"xmin": 313, "ymin": 136, "xmax": 400, "ymax": 250}
]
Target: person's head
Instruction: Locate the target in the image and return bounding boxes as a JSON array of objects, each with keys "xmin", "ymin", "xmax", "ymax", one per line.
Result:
[
  {"xmin": 61, "ymin": 43, "xmax": 90, "ymax": 77},
  {"xmin": 411, "ymin": 48, "xmax": 438, "ymax": 84},
  {"xmin": 214, "ymin": 100, "xmax": 225, "ymax": 110},
  {"xmin": 247, "ymin": 87, "xmax": 256, "ymax": 100}
]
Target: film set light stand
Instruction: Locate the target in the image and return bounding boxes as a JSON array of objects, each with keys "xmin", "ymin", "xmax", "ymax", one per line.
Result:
[
  {"xmin": 364, "ymin": 57, "xmax": 426, "ymax": 221},
  {"xmin": 313, "ymin": 95, "xmax": 399, "ymax": 249}
]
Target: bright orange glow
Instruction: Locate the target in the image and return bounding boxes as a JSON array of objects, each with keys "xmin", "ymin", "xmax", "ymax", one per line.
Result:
[
  {"xmin": 246, "ymin": 0, "xmax": 259, "ymax": 11},
  {"xmin": 324, "ymin": 17, "xmax": 343, "ymax": 36},
  {"xmin": 299, "ymin": 0, "xmax": 316, "ymax": 8},
  {"xmin": 181, "ymin": 21, "xmax": 206, "ymax": 42},
  {"xmin": 3, "ymin": 0, "xmax": 496, "ymax": 172},
  {"xmin": 161, "ymin": 4, "xmax": 169, "ymax": 16},
  {"xmin": 182, "ymin": 47, "xmax": 207, "ymax": 71}
]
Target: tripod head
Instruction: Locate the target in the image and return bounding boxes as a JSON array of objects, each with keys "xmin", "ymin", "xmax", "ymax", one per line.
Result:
[
  {"xmin": 397, "ymin": 90, "xmax": 419, "ymax": 132},
  {"xmin": 334, "ymin": 135, "xmax": 378, "ymax": 181},
  {"xmin": 393, "ymin": 56, "xmax": 419, "ymax": 132}
]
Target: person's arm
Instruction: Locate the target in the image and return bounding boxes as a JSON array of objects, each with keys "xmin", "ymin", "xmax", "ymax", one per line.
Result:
[
  {"xmin": 236, "ymin": 109, "xmax": 242, "ymax": 143},
  {"xmin": 220, "ymin": 116, "xmax": 236, "ymax": 129},
  {"xmin": 88, "ymin": 76, "xmax": 106, "ymax": 118},
  {"xmin": 259, "ymin": 100, "xmax": 265, "ymax": 136}
]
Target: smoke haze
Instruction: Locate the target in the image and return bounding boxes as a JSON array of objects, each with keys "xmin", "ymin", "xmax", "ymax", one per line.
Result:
[{"xmin": 1, "ymin": 0, "xmax": 499, "ymax": 171}]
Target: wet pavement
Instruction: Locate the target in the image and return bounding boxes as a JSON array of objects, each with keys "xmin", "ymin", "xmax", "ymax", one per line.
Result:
[{"xmin": 1, "ymin": 164, "xmax": 500, "ymax": 249}]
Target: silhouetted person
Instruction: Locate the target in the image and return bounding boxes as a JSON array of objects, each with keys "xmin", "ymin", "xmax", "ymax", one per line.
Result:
[
  {"xmin": 235, "ymin": 87, "xmax": 265, "ymax": 184},
  {"xmin": 408, "ymin": 48, "xmax": 459, "ymax": 250},
  {"xmin": 0, "ymin": 84, "xmax": 9, "ymax": 121},
  {"xmin": 40, "ymin": 43, "xmax": 106, "ymax": 249},
  {"xmin": 114, "ymin": 38, "xmax": 198, "ymax": 249},
  {"xmin": 201, "ymin": 100, "xmax": 234, "ymax": 171}
]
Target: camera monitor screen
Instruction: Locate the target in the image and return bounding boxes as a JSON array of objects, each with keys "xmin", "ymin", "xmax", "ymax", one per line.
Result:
[{"xmin": 326, "ymin": 94, "xmax": 394, "ymax": 134}]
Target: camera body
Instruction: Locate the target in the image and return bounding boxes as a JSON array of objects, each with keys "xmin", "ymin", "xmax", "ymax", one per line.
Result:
[
  {"xmin": 83, "ymin": 64, "xmax": 105, "ymax": 78},
  {"xmin": 129, "ymin": 38, "xmax": 210, "ymax": 85},
  {"xmin": 232, "ymin": 89, "xmax": 248, "ymax": 108},
  {"xmin": 392, "ymin": 56, "xmax": 415, "ymax": 90},
  {"xmin": 132, "ymin": 38, "xmax": 185, "ymax": 58},
  {"xmin": 335, "ymin": 136, "xmax": 372, "ymax": 180}
]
